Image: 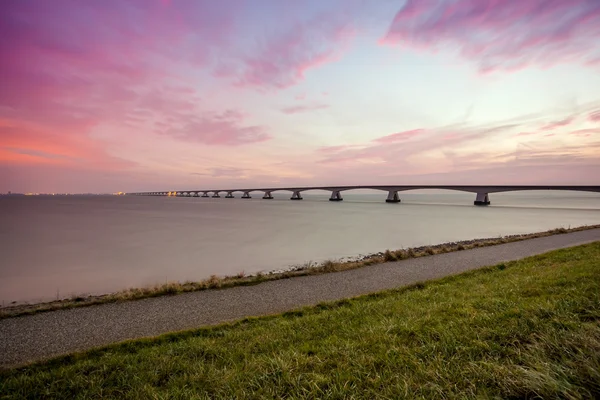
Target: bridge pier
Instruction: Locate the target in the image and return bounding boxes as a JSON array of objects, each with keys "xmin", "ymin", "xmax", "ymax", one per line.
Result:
[
  {"xmin": 242, "ymin": 192, "xmax": 251, "ymax": 199},
  {"xmin": 474, "ymin": 192, "xmax": 490, "ymax": 206},
  {"xmin": 212, "ymin": 192, "xmax": 221, "ymax": 198},
  {"xmin": 225, "ymin": 192, "xmax": 235, "ymax": 198},
  {"xmin": 329, "ymin": 190, "xmax": 343, "ymax": 201},
  {"xmin": 193, "ymin": 192, "xmax": 199, "ymax": 197},
  {"xmin": 201, "ymin": 192, "xmax": 209, "ymax": 197},
  {"xmin": 290, "ymin": 191, "xmax": 303, "ymax": 200},
  {"xmin": 262, "ymin": 192, "xmax": 273, "ymax": 199},
  {"xmin": 386, "ymin": 190, "xmax": 401, "ymax": 203}
]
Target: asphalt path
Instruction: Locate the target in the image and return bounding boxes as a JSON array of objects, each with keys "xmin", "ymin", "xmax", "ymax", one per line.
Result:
[{"xmin": 1, "ymin": 229, "xmax": 599, "ymax": 369}]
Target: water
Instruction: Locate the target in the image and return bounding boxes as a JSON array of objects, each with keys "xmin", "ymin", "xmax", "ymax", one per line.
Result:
[{"xmin": 1, "ymin": 191, "xmax": 599, "ymax": 304}]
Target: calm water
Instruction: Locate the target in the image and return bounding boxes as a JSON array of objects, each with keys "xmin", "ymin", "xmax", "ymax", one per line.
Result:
[{"xmin": 1, "ymin": 191, "xmax": 599, "ymax": 304}]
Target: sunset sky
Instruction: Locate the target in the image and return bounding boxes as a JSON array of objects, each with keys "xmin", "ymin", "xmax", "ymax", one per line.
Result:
[{"xmin": 1, "ymin": 0, "xmax": 599, "ymax": 193}]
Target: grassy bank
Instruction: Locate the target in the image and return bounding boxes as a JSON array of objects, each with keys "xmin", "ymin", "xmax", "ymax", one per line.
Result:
[
  {"xmin": 1, "ymin": 224, "xmax": 598, "ymax": 320},
  {"xmin": 2, "ymin": 243, "xmax": 599, "ymax": 398}
]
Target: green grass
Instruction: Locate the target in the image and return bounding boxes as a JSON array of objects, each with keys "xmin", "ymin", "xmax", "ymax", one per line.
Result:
[
  {"xmin": 2, "ymin": 224, "xmax": 598, "ymax": 320},
  {"xmin": 2, "ymin": 243, "xmax": 600, "ymax": 399}
]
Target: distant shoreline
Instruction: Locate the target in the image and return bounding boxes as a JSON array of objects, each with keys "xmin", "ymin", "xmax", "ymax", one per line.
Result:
[{"xmin": 1, "ymin": 224, "xmax": 599, "ymax": 320}]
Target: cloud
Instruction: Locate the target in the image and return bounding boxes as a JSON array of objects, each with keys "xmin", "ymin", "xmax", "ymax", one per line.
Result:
[
  {"xmin": 0, "ymin": 0, "xmax": 241, "ymax": 173},
  {"xmin": 541, "ymin": 116, "xmax": 575, "ymax": 131},
  {"xmin": 158, "ymin": 110, "xmax": 271, "ymax": 146},
  {"xmin": 570, "ymin": 128, "xmax": 599, "ymax": 137},
  {"xmin": 0, "ymin": 119, "xmax": 134, "ymax": 169},
  {"xmin": 192, "ymin": 167, "xmax": 248, "ymax": 178},
  {"xmin": 234, "ymin": 14, "xmax": 355, "ymax": 89},
  {"xmin": 4, "ymin": 148, "xmax": 80, "ymax": 162},
  {"xmin": 315, "ymin": 108, "xmax": 600, "ymax": 175},
  {"xmin": 317, "ymin": 145, "xmax": 358, "ymax": 154},
  {"xmin": 380, "ymin": 0, "xmax": 600, "ymax": 73},
  {"xmin": 208, "ymin": 167, "xmax": 247, "ymax": 178},
  {"xmin": 372, "ymin": 128, "xmax": 424, "ymax": 143},
  {"xmin": 590, "ymin": 110, "xmax": 600, "ymax": 122},
  {"xmin": 281, "ymin": 103, "xmax": 330, "ymax": 114}
]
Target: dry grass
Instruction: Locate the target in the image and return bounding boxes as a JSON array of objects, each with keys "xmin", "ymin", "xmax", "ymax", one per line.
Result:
[{"xmin": 1, "ymin": 224, "xmax": 597, "ymax": 320}]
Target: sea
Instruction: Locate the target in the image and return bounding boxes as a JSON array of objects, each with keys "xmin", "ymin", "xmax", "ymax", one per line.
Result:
[{"xmin": 1, "ymin": 190, "xmax": 599, "ymax": 304}]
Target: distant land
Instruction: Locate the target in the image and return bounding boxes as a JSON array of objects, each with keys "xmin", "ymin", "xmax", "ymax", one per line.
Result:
[{"xmin": 1, "ymin": 192, "xmax": 124, "ymax": 196}]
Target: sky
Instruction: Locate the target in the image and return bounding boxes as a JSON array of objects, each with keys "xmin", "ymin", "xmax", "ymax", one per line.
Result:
[{"xmin": 1, "ymin": 0, "xmax": 600, "ymax": 193}]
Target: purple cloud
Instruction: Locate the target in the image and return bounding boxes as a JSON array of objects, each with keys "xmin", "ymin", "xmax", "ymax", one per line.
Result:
[
  {"xmin": 235, "ymin": 15, "xmax": 354, "ymax": 89},
  {"xmin": 381, "ymin": 0, "xmax": 600, "ymax": 73},
  {"xmin": 158, "ymin": 110, "xmax": 271, "ymax": 146}
]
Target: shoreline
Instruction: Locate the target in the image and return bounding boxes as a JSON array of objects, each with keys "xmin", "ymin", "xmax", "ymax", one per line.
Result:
[
  {"xmin": 1, "ymin": 224, "xmax": 599, "ymax": 319},
  {"xmin": 3, "ymin": 242, "xmax": 597, "ymax": 395}
]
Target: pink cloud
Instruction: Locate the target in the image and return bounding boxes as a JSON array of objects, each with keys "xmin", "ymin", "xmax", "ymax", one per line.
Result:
[
  {"xmin": 381, "ymin": 0, "xmax": 600, "ymax": 73},
  {"xmin": 157, "ymin": 110, "xmax": 271, "ymax": 146},
  {"xmin": 570, "ymin": 129, "xmax": 599, "ymax": 137},
  {"xmin": 373, "ymin": 129, "xmax": 424, "ymax": 143},
  {"xmin": 235, "ymin": 15, "xmax": 355, "ymax": 89},
  {"xmin": 590, "ymin": 110, "xmax": 600, "ymax": 122},
  {"xmin": 442, "ymin": 133, "xmax": 460, "ymax": 140},
  {"xmin": 0, "ymin": 118, "xmax": 134, "ymax": 170},
  {"xmin": 541, "ymin": 116, "xmax": 575, "ymax": 131},
  {"xmin": 316, "ymin": 109, "xmax": 600, "ymax": 170},
  {"xmin": 317, "ymin": 145, "xmax": 361, "ymax": 154},
  {"xmin": 281, "ymin": 103, "xmax": 330, "ymax": 114},
  {"xmin": 0, "ymin": 0, "xmax": 277, "ymax": 180}
]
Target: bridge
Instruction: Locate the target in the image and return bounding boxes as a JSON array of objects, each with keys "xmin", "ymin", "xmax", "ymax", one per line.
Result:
[{"xmin": 127, "ymin": 185, "xmax": 600, "ymax": 206}]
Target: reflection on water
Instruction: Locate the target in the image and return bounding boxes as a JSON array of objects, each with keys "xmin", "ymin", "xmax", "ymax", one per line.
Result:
[{"xmin": 1, "ymin": 191, "xmax": 599, "ymax": 303}]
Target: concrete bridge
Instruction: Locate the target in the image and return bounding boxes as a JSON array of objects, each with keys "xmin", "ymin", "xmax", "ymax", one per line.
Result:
[{"xmin": 128, "ymin": 185, "xmax": 600, "ymax": 206}]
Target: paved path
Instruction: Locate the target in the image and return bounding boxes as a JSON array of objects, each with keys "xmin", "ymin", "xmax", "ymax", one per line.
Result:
[{"xmin": 1, "ymin": 229, "xmax": 599, "ymax": 369}]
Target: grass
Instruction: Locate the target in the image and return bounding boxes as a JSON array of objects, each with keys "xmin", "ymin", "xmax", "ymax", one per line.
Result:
[
  {"xmin": 1, "ymin": 243, "xmax": 599, "ymax": 399},
  {"xmin": 1, "ymin": 224, "xmax": 598, "ymax": 320}
]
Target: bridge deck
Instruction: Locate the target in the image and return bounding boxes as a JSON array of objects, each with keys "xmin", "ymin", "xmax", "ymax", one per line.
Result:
[{"xmin": 128, "ymin": 185, "xmax": 600, "ymax": 206}]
